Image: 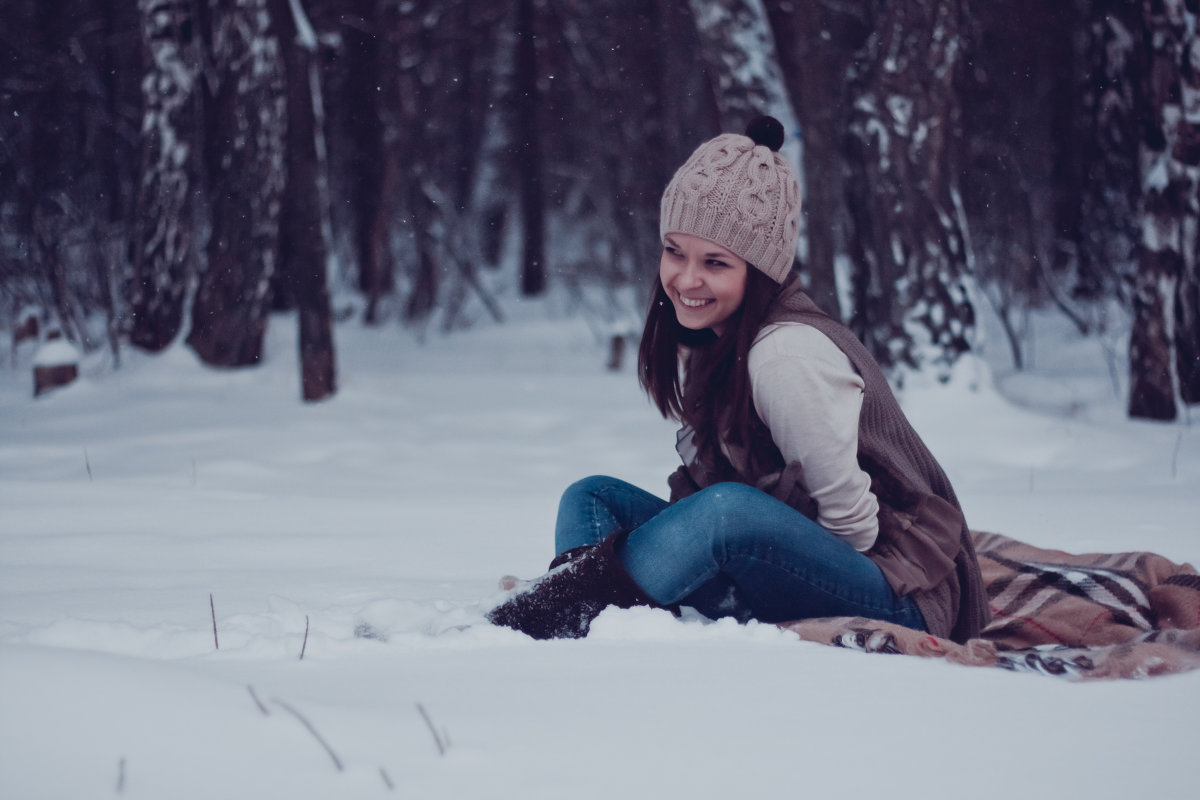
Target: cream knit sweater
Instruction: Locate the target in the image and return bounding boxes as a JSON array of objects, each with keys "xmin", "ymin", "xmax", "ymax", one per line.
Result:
[{"xmin": 747, "ymin": 322, "xmax": 880, "ymax": 551}]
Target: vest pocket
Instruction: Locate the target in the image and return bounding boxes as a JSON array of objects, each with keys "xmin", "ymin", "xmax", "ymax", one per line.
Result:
[{"xmin": 870, "ymin": 493, "xmax": 963, "ymax": 595}]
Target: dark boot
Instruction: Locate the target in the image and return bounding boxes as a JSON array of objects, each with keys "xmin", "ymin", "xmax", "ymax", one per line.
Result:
[
  {"xmin": 487, "ymin": 532, "xmax": 658, "ymax": 640},
  {"xmin": 547, "ymin": 544, "xmax": 592, "ymax": 570}
]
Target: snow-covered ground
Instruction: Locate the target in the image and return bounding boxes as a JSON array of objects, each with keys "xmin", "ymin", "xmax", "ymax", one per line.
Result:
[{"xmin": 2, "ymin": 295, "xmax": 1197, "ymax": 800}]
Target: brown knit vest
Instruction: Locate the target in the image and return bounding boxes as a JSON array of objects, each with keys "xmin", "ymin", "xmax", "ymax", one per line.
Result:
[{"xmin": 672, "ymin": 279, "xmax": 990, "ymax": 642}]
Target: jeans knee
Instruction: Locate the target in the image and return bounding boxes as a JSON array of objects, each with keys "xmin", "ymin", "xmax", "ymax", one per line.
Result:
[
  {"xmin": 688, "ymin": 482, "xmax": 795, "ymax": 552},
  {"xmin": 702, "ymin": 481, "xmax": 766, "ymax": 507},
  {"xmin": 561, "ymin": 475, "xmax": 618, "ymax": 503},
  {"xmin": 558, "ymin": 475, "xmax": 626, "ymax": 523}
]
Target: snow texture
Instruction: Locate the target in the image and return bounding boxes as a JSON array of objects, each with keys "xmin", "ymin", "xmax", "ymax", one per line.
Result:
[{"xmin": 2, "ymin": 293, "xmax": 1199, "ymax": 800}]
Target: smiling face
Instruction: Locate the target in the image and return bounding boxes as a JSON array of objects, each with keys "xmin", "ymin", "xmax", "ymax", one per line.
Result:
[{"xmin": 659, "ymin": 232, "xmax": 749, "ymax": 335}]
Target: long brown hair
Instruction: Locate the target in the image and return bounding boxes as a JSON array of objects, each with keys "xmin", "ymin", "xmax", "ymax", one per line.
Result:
[{"xmin": 638, "ymin": 268, "xmax": 782, "ymax": 462}]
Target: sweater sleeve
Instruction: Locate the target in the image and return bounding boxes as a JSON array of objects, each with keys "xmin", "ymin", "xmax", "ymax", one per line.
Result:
[{"xmin": 748, "ymin": 322, "xmax": 879, "ymax": 551}]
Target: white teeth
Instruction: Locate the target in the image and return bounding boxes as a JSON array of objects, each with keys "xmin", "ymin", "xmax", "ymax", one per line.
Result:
[{"xmin": 680, "ymin": 297, "xmax": 711, "ymax": 308}]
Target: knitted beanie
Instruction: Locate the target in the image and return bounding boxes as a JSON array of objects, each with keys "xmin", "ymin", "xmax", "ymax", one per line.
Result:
[{"xmin": 659, "ymin": 116, "xmax": 801, "ymax": 283}]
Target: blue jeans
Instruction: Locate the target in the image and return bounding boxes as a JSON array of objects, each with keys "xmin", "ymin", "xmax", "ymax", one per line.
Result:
[{"xmin": 555, "ymin": 475, "xmax": 926, "ymax": 629}]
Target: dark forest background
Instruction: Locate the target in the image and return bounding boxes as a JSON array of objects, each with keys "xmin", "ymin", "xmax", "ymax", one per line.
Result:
[{"xmin": 1, "ymin": 0, "xmax": 1197, "ymax": 418}]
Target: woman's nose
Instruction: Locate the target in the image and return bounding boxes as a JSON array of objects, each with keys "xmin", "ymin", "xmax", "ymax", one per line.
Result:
[{"xmin": 678, "ymin": 260, "xmax": 703, "ymax": 287}]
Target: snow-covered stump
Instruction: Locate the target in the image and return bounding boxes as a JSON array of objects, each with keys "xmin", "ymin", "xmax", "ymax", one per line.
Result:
[{"xmin": 33, "ymin": 332, "xmax": 80, "ymax": 397}]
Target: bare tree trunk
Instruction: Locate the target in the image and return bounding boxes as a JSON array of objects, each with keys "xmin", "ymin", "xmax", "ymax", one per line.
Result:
[
  {"xmin": 402, "ymin": 181, "xmax": 440, "ymax": 322},
  {"xmin": 187, "ymin": 0, "xmax": 286, "ymax": 367},
  {"xmin": 1075, "ymin": 0, "xmax": 1141, "ymax": 306},
  {"xmin": 272, "ymin": 0, "xmax": 336, "ymax": 401},
  {"xmin": 842, "ymin": 0, "xmax": 975, "ymax": 376},
  {"xmin": 1128, "ymin": 0, "xmax": 1199, "ymax": 420},
  {"xmin": 367, "ymin": 142, "xmax": 400, "ymax": 324},
  {"xmin": 390, "ymin": 2, "xmax": 438, "ymax": 322},
  {"xmin": 20, "ymin": 0, "xmax": 85, "ymax": 346},
  {"xmin": 1179, "ymin": 258, "xmax": 1200, "ymax": 404},
  {"xmin": 1047, "ymin": 1, "xmax": 1086, "ymax": 286},
  {"xmin": 96, "ymin": 0, "xmax": 140, "ymax": 363},
  {"xmin": 1129, "ymin": 250, "xmax": 1178, "ymax": 419},
  {"xmin": 340, "ymin": 2, "xmax": 391, "ymax": 324},
  {"xmin": 514, "ymin": 0, "xmax": 545, "ymax": 297},
  {"xmin": 765, "ymin": 1, "xmax": 870, "ymax": 318},
  {"xmin": 128, "ymin": 0, "xmax": 200, "ymax": 351}
]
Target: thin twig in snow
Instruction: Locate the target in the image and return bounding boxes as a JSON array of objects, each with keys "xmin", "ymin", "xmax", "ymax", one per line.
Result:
[
  {"xmin": 247, "ymin": 685, "xmax": 270, "ymax": 716},
  {"xmin": 273, "ymin": 699, "xmax": 344, "ymax": 771},
  {"xmin": 84, "ymin": 448, "xmax": 93, "ymax": 481},
  {"xmin": 415, "ymin": 703, "xmax": 447, "ymax": 756},
  {"xmin": 299, "ymin": 615, "xmax": 309, "ymax": 660},
  {"xmin": 210, "ymin": 593, "xmax": 219, "ymax": 650},
  {"xmin": 380, "ymin": 767, "xmax": 394, "ymax": 791}
]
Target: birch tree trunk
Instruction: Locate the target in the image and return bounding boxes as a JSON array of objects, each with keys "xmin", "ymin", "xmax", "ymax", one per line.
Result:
[
  {"xmin": 842, "ymin": 0, "xmax": 975, "ymax": 377},
  {"xmin": 187, "ymin": 0, "xmax": 286, "ymax": 367},
  {"xmin": 1128, "ymin": 0, "xmax": 1199, "ymax": 420},
  {"xmin": 685, "ymin": 0, "xmax": 799, "ymax": 135},
  {"xmin": 127, "ymin": 0, "xmax": 200, "ymax": 351},
  {"xmin": 684, "ymin": 0, "xmax": 803, "ymax": 286},
  {"xmin": 1164, "ymin": 3, "xmax": 1200, "ymax": 406}
]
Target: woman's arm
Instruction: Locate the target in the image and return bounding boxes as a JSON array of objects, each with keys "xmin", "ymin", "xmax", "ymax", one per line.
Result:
[{"xmin": 748, "ymin": 323, "xmax": 879, "ymax": 551}]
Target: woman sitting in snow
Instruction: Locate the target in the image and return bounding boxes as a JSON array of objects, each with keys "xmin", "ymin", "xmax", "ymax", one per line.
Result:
[{"xmin": 488, "ymin": 116, "xmax": 989, "ymax": 643}]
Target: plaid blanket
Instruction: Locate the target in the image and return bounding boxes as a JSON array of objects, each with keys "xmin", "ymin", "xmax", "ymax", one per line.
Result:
[{"xmin": 779, "ymin": 531, "xmax": 1200, "ymax": 680}]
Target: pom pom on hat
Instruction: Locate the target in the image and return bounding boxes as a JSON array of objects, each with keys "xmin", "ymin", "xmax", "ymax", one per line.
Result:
[
  {"xmin": 658, "ymin": 116, "xmax": 801, "ymax": 283},
  {"xmin": 745, "ymin": 115, "xmax": 785, "ymax": 152}
]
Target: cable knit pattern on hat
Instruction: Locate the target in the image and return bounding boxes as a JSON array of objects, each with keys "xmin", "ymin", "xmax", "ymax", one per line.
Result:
[{"xmin": 660, "ymin": 130, "xmax": 801, "ymax": 283}]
